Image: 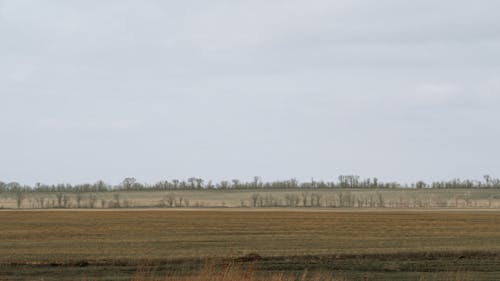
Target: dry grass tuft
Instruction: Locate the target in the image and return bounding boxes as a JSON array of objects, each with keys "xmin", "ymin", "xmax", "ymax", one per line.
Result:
[{"xmin": 131, "ymin": 261, "xmax": 343, "ymax": 281}]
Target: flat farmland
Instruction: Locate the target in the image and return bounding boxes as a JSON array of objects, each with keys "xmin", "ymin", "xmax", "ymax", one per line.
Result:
[{"xmin": 1, "ymin": 210, "xmax": 500, "ymax": 280}]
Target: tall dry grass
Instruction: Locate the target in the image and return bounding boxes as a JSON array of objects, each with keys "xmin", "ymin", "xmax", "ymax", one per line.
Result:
[
  {"xmin": 131, "ymin": 260, "xmax": 474, "ymax": 281},
  {"xmin": 131, "ymin": 261, "xmax": 343, "ymax": 281}
]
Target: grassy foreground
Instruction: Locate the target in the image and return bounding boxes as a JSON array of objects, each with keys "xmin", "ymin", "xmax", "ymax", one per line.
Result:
[{"xmin": 1, "ymin": 209, "xmax": 500, "ymax": 280}]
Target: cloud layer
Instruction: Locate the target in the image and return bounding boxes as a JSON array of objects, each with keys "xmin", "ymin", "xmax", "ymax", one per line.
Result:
[{"xmin": 1, "ymin": 0, "xmax": 499, "ymax": 184}]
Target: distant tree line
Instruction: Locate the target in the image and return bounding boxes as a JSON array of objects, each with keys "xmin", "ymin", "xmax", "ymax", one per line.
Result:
[
  {"xmin": 248, "ymin": 191, "xmax": 388, "ymax": 208},
  {"xmin": 0, "ymin": 175, "xmax": 499, "ymax": 194}
]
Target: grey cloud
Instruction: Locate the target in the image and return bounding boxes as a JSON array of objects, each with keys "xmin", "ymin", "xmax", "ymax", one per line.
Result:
[{"xmin": 1, "ymin": 0, "xmax": 499, "ymax": 184}]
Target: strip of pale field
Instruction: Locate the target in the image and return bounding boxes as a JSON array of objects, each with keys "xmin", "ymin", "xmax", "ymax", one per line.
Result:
[
  {"xmin": 1, "ymin": 210, "xmax": 500, "ymax": 263},
  {"xmin": 3, "ymin": 207, "xmax": 500, "ymax": 212},
  {"xmin": 2, "ymin": 188, "xmax": 500, "ymax": 209}
]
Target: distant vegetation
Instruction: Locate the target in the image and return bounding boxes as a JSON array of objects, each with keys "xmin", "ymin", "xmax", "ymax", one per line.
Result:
[
  {"xmin": 1, "ymin": 175, "xmax": 500, "ymax": 209},
  {"xmin": 1, "ymin": 175, "xmax": 500, "ymax": 193}
]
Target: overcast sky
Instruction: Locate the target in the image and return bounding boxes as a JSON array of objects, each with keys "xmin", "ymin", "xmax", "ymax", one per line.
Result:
[{"xmin": 1, "ymin": 0, "xmax": 499, "ymax": 185}]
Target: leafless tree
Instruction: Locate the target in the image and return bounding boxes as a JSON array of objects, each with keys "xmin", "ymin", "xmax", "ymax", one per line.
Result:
[
  {"xmin": 56, "ymin": 193, "xmax": 64, "ymax": 207},
  {"xmin": 377, "ymin": 193, "xmax": 385, "ymax": 208},
  {"xmin": 88, "ymin": 194, "xmax": 97, "ymax": 208},
  {"xmin": 301, "ymin": 192, "xmax": 309, "ymax": 207},
  {"xmin": 15, "ymin": 191, "xmax": 25, "ymax": 209},
  {"xmin": 113, "ymin": 193, "xmax": 121, "ymax": 208},
  {"xmin": 166, "ymin": 194, "xmax": 175, "ymax": 207},
  {"xmin": 76, "ymin": 193, "xmax": 83, "ymax": 208},
  {"xmin": 251, "ymin": 194, "xmax": 260, "ymax": 207}
]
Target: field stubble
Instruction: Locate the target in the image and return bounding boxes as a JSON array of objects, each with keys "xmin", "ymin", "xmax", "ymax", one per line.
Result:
[{"xmin": 1, "ymin": 210, "xmax": 500, "ymax": 280}]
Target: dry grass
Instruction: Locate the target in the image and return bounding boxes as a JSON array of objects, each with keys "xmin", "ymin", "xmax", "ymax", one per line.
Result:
[
  {"xmin": 131, "ymin": 261, "xmax": 341, "ymax": 281},
  {"xmin": 130, "ymin": 260, "xmax": 475, "ymax": 281}
]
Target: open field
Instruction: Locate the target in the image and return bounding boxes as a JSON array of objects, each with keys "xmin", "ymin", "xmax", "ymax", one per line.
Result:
[
  {"xmin": 1, "ymin": 209, "xmax": 500, "ymax": 280},
  {"xmin": 2, "ymin": 188, "xmax": 500, "ymax": 209}
]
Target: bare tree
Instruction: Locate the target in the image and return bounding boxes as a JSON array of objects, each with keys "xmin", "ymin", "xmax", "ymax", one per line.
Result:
[
  {"xmin": 195, "ymin": 178, "xmax": 204, "ymax": 189},
  {"xmin": 166, "ymin": 194, "xmax": 176, "ymax": 207},
  {"xmin": 88, "ymin": 194, "xmax": 97, "ymax": 208},
  {"xmin": 232, "ymin": 179, "xmax": 240, "ymax": 189},
  {"xmin": 285, "ymin": 194, "xmax": 300, "ymax": 207},
  {"xmin": 122, "ymin": 177, "xmax": 137, "ymax": 190},
  {"xmin": 312, "ymin": 193, "xmax": 322, "ymax": 207},
  {"xmin": 187, "ymin": 178, "xmax": 196, "ymax": 189},
  {"xmin": 113, "ymin": 193, "xmax": 121, "ymax": 208},
  {"xmin": 15, "ymin": 191, "xmax": 25, "ymax": 209},
  {"xmin": 377, "ymin": 193, "xmax": 385, "ymax": 208},
  {"xmin": 253, "ymin": 176, "xmax": 261, "ymax": 188},
  {"xmin": 337, "ymin": 192, "xmax": 344, "ymax": 207},
  {"xmin": 37, "ymin": 197, "xmax": 46, "ymax": 208},
  {"xmin": 301, "ymin": 192, "xmax": 309, "ymax": 207},
  {"xmin": 75, "ymin": 193, "xmax": 83, "ymax": 208},
  {"xmin": 251, "ymin": 194, "xmax": 260, "ymax": 207},
  {"xmin": 63, "ymin": 195, "xmax": 70, "ymax": 208},
  {"xmin": 56, "ymin": 193, "xmax": 64, "ymax": 208}
]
